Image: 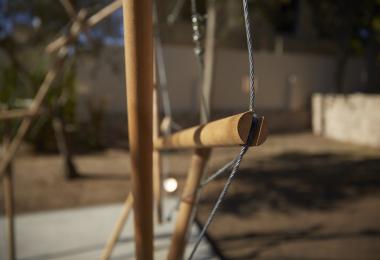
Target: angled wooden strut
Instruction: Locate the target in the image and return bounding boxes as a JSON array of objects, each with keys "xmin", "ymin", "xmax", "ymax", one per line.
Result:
[
  {"xmin": 0, "ymin": 108, "xmax": 44, "ymax": 120},
  {"xmin": 59, "ymin": 0, "xmax": 95, "ymax": 44},
  {"xmin": 60, "ymin": 0, "xmax": 77, "ymax": 18},
  {"xmin": 46, "ymin": 0, "xmax": 122, "ymax": 53},
  {"xmin": 100, "ymin": 194, "xmax": 133, "ymax": 260}
]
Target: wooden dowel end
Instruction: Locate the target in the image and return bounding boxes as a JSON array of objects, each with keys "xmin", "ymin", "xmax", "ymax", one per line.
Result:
[{"xmin": 155, "ymin": 111, "xmax": 268, "ymax": 150}]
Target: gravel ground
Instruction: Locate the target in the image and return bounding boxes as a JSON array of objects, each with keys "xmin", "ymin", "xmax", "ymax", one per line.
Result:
[{"xmin": 1, "ymin": 132, "xmax": 379, "ymax": 259}]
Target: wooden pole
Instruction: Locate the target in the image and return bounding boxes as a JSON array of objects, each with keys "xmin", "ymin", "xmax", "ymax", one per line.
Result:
[
  {"xmin": 153, "ymin": 89, "xmax": 163, "ymax": 224},
  {"xmin": 87, "ymin": 0, "xmax": 122, "ymax": 26},
  {"xmin": 0, "ymin": 108, "xmax": 43, "ymax": 120},
  {"xmin": 155, "ymin": 112, "xmax": 268, "ymax": 150},
  {"xmin": 3, "ymin": 132, "xmax": 16, "ymax": 260},
  {"xmin": 60, "ymin": 0, "xmax": 76, "ymax": 18},
  {"xmin": 167, "ymin": 148, "xmax": 211, "ymax": 260},
  {"xmin": 100, "ymin": 194, "xmax": 133, "ymax": 260},
  {"xmin": 59, "ymin": 0, "xmax": 95, "ymax": 44},
  {"xmin": 46, "ymin": 10, "xmax": 87, "ymax": 53},
  {"xmin": 168, "ymin": 2, "xmax": 216, "ymax": 259},
  {"xmin": 46, "ymin": 0, "xmax": 122, "ymax": 53},
  {"xmin": 122, "ymin": 0, "xmax": 154, "ymax": 259}
]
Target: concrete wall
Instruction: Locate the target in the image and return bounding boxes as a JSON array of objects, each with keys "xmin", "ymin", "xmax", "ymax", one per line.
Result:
[
  {"xmin": 76, "ymin": 46, "xmax": 366, "ymax": 131},
  {"xmin": 313, "ymin": 94, "xmax": 380, "ymax": 148}
]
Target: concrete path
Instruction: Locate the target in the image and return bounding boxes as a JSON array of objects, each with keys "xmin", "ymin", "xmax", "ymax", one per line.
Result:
[{"xmin": 0, "ymin": 199, "xmax": 218, "ymax": 260}]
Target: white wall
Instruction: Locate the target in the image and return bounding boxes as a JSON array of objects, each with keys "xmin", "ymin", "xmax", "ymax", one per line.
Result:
[
  {"xmin": 76, "ymin": 46, "xmax": 366, "ymax": 121},
  {"xmin": 313, "ymin": 94, "xmax": 380, "ymax": 148}
]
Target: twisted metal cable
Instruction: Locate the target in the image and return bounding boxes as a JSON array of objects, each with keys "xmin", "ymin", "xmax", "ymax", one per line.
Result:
[
  {"xmin": 188, "ymin": 0, "xmax": 257, "ymax": 258},
  {"xmin": 243, "ymin": 0, "xmax": 255, "ymax": 111},
  {"xmin": 164, "ymin": 159, "xmax": 233, "ymax": 222},
  {"xmin": 188, "ymin": 144, "xmax": 250, "ymax": 260}
]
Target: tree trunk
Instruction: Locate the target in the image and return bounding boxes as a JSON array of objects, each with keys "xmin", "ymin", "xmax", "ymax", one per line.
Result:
[{"xmin": 366, "ymin": 37, "xmax": 380, "ymax": 93}]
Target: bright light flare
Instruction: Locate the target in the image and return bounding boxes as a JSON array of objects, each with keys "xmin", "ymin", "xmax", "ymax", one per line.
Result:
[{"xmin": 163, "ymin": 178, "xmax": 178, "ymax": 193}]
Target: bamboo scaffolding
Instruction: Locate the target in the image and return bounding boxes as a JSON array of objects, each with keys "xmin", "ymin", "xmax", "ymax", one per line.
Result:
[
  {"xmin": 0, "ymin": 2, "xmax": 123, "ymax": 259},
  {"xmin": 100, "ymin": 194, "xmax": 133, "ymax": 260},
  {"xmin": 46, "ymin": 0, "xmax": 122, "ymax": 53},
  {"xmin": 0, "ymin": 0, "xmax": 121, "ymax": 178},
  {"xmin": 121, "ymin": 0, "xmax": 154, "ymax": 258},
  {"xmin": 59, "ymin": 0, "xmax": 94, "ymax": 44},
  {"xmin": 0, "ymin": 108, "xmax": 43, "ymax": 120}
]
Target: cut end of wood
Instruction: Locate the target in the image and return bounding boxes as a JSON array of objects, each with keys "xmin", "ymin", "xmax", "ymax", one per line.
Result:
[
  {"xmin": 155, "ymin": 111, "xmax": 268, "ymax": 150},
  {"xmin": 238, "ymin": 112, "xmax": 268, "ymax": 146}
]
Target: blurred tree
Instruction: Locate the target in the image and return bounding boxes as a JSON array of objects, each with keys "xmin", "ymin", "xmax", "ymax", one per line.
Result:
[
  {"xmin": 308, "ymin": 0, "xmax": 380, "ymax": 93},
  {"xmin": 0, "ymin": 0, "xmax": 82, "ymax": 150},
  {"xmin": 216, "ymin": 0, "xmax": 380, "ymax": 93},
  {"xmin": 0, "ymin": 0, "xmax": 122, "ymax": 151}
]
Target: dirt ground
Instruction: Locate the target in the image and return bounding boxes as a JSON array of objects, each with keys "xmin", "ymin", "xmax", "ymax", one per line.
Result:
[{"xmin": 1, "ymin": 133, "xmax": 380, "ymax": 259}]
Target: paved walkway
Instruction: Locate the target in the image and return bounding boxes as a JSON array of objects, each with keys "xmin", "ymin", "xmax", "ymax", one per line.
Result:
[
  {"xmin": 1, "ymin": 133, "xmax": 379, "ymax": 259},
  {"xmin": 0, "ymin": 199, "xmax": 218, "ymax": 260}
]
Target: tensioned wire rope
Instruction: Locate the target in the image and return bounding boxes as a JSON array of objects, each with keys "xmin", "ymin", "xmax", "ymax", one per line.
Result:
[{"xmin": 188, "ymin": 0, "xmax": 257, "ymax": 258}]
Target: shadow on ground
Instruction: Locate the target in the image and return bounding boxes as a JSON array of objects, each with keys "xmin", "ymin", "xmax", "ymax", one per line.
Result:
[
  {"xmin": 199, "ymin": 152, "xmax": 380, "ymax": 259},
  {"xmin": 202, "ymin": 152, "xmax": 380, "ymax": 214}
]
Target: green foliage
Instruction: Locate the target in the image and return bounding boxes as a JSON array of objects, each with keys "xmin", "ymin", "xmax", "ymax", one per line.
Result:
[
  {"xmin": 29, "ymin": 58, "xmax": 78, "ymax": 152},
  {"xmin": 0, "ymin": 66, "xmax": 19, "ymax": 106},
  {"xmin": 250, "ymin": 0, "xmax": 297, "ymax": 34}
]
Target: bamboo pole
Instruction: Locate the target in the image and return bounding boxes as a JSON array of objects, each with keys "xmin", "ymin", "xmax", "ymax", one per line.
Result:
[
  {"xmin": 168, "ymin": 2, "xmax": 217, "ymax": 259},
  {"xmin": 122, "ymin": 0, "xmax": 154, "ymax": 258},
  {"xmin": 0, "ymin": 109, "xmax": 41, "ymax": 120},
  {"xmin": 46, "ymin": 0, "xmax": 122, "ymax": 53},
  {"xmin": 100, "ymin": 194, "xmax": 133, "ymax": 260},
  {"xmin": 0, "ymin": 54, "xmax": 67, "ymax": 179},
  {"xmin": 60, "ymin": 0, "xmax": 76, "ymax": 18},
  {"xmin": 87, "ymin": 0, "xmax": 122, "ymax": 26},
  {"xmin": 46, "ymin": 10, "xmax": 87, "ymax": 53},
  {"xmin": 3, "ymin": 133, "xmax": 16, "ymax": 260},
  {"xmin": 167, "ymin": 148, "xmax": 211, "ymax": 260},
  {"xmin": 153, "ymin": 88, "xmax": 163, "ymax": 224},
  {"xmin": 60, "ymin": 0, "xmax": 95, "ymax": 45},
  {"xmin": 155, "ymin": 112, "xmax": 268, "ymax": 150}
]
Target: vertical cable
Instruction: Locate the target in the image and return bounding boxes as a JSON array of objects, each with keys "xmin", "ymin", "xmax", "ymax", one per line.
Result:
[{"xmin": 188, "ymin": 0, "xmax": 257, "ymax": 258}]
